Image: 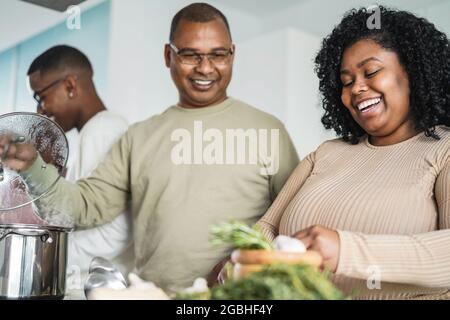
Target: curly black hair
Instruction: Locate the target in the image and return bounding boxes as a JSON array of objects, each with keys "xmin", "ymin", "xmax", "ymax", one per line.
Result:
[{"xmin": 315, "ymin": 6, "xmax": 450, "ymax": 144}]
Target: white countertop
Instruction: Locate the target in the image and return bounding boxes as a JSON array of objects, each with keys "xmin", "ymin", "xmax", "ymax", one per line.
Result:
[{"xmin": 64, "ymin": 289, "xmax": 86, "ymax": 300}]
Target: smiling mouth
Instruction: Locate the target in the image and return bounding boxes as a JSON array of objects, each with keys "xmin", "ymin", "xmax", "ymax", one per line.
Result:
[
  {"xmin": 357, "ymin": 97, "xmax": 382, "ymax": 113},
  {"xmin": 191, "ymin": 79, "xmax": 215, "ymax": 90}
]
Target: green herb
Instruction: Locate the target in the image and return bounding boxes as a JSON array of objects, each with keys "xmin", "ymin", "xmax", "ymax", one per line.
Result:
[
  {"xmin": 205, "ymin": 221, "xmax": 348, "ymax": 300},
  {"xmin": 210, "ymin": 220, "xmax": 273, "ymax": 250},
  {"xmin": 210, "ymin": 264, "xmax": 347, "ymax": 300},
  {"xmin": 175, "ymin": 291, "xmax": 211, "ymax": 300}
]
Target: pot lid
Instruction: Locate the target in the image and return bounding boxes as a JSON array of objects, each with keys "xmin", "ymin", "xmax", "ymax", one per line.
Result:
[{"xmin": 0, "ymin": 112, "xmax": 68, "ymax": 212}]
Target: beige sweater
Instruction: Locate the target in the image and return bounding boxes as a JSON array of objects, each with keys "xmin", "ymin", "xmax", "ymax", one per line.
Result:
[
  {"xmin": 257, "ymin": 126, "xmax": 450, "ymax": 299},
  {"xmin": 23, "ymin": 98, "xmax": 299, "ymax": 292}
]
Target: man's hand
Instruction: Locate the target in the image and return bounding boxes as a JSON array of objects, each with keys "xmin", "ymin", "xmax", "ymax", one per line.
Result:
[
  {"xmin": 0, "ymin": 135, "xmax": 38, "ymax": 172},
  {"xmin": 207, "ymin": 256, "xmax": 231, "ymax": 287},
  {"xmin": 292, "ymin": 225, "xmax": 340, "ymax": 272}
]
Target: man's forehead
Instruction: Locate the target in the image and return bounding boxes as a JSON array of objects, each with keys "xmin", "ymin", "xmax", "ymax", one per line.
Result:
[
  {"xmin": 172, "ymin": 19, "xmax": 232, "ymax": 48},
  {"xmin": 28, "ymin": 71, "xmax": 44, "ymax": 91},
  {"xmin": 29, "ymin": 69, "xmax": 60, "ymax": 88}
]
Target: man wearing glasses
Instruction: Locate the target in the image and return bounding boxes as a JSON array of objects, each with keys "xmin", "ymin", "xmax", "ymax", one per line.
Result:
[
  {"xmin": 27, "ymin": 45, "xmax": 133, "ymax": 287},
  {"xmin": 0, "ymin": 3, "xmax": 298, "ymax": 292}
]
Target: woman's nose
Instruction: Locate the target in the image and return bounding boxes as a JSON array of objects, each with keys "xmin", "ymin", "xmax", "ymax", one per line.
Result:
[{"xmin": 351, "ymin": 79, "xmax": 368, "ymax": 95}]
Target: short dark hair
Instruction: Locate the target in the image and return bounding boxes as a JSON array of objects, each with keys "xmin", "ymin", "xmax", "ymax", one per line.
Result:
[
  {"xmin": 27, "ymin": 45, "xmax": 93, "ymax": 76},
  {"xmin": 169, "ymin": 3, "xmax": 232, "ymax": 42},
  {"xmin": 315, "ymin": 6, "xmax": 450, "ymax": 143}
]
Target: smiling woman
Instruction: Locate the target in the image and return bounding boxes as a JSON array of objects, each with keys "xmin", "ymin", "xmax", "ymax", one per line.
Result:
[
  {"xmin": 339, "ymin": 39, "xmax": 415, "ymax": 146},
  {"xmin": 255, "ymin": 6, "xmax": 450, "ymax": 300},
  {"xmin": 315, "ymin": 6, "xmax": 450, "ymax": 144}
]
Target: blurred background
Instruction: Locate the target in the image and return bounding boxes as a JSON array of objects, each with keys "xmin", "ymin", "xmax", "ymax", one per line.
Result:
[{"xmin": 1, "ymin": 0, "xmax": 449, "ymax": 157}]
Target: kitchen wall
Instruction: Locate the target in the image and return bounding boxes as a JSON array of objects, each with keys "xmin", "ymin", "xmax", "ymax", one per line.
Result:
[
  {"xmin": 425, "ymin": 1, "xmax": 450, "ymax": 35},
  {"xmin": 0, "ymin": 0, "xmax": 449, "ymax": 158},
  {"xmin": 1, "ymin": 1, "xmax": 111, "ymax": 114},
  {"xmin": 105, "ymin": 0, "xmax": 330, "ymax": 157},
  {"xmin": 0, "ymin": 48, "xmax": 16, "ymax": 114},
  {"xmin": 229, "ymin": 28, "xmax": 333, "ymax": 156},
  {"xmin": 105, "ymin": 0, "xmax": 262, "ymax": 124},
  {"xmin": 104, "ymin": 0, "xmax": 450, "ymax": 157}
]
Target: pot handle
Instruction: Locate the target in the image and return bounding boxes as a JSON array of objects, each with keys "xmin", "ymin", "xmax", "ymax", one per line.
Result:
[{"xmin": 0, "ymin": 228, "xmax": 53, "ymax": 243}]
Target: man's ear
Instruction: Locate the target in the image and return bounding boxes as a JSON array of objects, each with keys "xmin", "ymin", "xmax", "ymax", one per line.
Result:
[
  {"xmin": 65, "ymin": 75, "xmax": 78, "ymax": 98},
  {"xmin": 164, "ymin": 44, "xmax": 171, "ymax": 68},
  {"xmin": 230, "ymin": 44, "xmax": 236, "ymax": 64}
]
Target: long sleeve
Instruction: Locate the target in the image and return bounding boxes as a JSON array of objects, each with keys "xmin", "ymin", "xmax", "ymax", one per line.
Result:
[
  {"xmin": 257, "ymin": 151, "xmax": 315, "ymax": 242},
  {"xmin": 336, "ymin": 160, "xmax": 450, "ymax": 288},
  {"xmin": 67, "ymin": 113, "xmax": 133, "ymax": 271},
  {"xmin": 22, "ymin": 129, "xmax": 131, "ymax": 228},
  {"xmin": 267, "ymin": 123, "xmax": 300, "ymax": 199}
]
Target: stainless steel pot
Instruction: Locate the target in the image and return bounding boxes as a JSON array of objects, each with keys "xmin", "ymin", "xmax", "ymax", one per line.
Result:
[{"xmin": 0, "ymin": 224, "xmax": 71, "ymax": 299}]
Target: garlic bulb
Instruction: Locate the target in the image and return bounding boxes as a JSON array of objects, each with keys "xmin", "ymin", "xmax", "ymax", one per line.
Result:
[{"xmin": 272, "ymin": 235, "xmax": 306, "ymax": 253}]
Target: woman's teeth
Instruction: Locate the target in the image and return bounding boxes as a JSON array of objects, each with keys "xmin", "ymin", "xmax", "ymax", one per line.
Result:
[{"xmin": 357, "ymin": 97, "xmax": 382, "ymax": 112}]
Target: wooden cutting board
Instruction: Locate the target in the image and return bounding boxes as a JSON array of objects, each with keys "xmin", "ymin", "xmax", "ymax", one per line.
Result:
[{"xmin": 231, "ymin": 249, "xmax": 323, "ymax": 279}]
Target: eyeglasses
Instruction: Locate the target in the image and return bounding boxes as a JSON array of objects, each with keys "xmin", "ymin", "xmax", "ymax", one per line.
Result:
[
  {"xmin": 32, "ymin": 77, "xmax": 66, "ymax": 108},
  {"xmin": 169, "ymin": 43, "xmax": 234, "ymax": 66}
]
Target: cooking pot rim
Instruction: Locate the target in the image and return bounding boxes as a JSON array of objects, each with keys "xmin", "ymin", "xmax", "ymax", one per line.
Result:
[{"xmin": 0, "ymin": 223, "xmax": 72, "ymax": 232}]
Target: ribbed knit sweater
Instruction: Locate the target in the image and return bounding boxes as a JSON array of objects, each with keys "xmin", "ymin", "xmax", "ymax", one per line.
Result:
[{"xmin": 257, "ymin": 126, "xmax": 450, "ymax": 299}]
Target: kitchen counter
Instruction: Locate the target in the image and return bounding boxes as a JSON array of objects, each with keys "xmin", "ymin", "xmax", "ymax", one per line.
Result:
[{"xmin": 64, "ymin": 289, "xmax": 86, "ymax": 300}]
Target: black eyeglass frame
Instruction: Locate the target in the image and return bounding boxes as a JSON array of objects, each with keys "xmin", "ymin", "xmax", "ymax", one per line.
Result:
[
  {"xmin": 32, "ymin": 77, "xmax": 67, "ymax": 107},
  {"xmin": 169, "ymin": 43, "xmax": 234, "ymax": 65}
]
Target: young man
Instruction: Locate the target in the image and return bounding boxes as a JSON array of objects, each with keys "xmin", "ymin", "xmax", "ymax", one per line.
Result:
[
  {"xmin": 27, "ymin": 46, "xmax": 133, "ymax": 280},
  {"xmin": 1, "ymin": 3, "xmax": 298, "ymax": 292}
]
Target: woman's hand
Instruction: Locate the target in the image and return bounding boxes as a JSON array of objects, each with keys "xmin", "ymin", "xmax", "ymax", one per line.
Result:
[{"xmin": 292, "ymin": 225, "xmax": 340, "ymax": 272}]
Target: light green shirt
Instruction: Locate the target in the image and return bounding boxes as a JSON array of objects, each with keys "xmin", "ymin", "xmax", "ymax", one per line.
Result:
[{"xmin": 24, "ymin": 98, "xmax": 299, "ymax": 291}]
